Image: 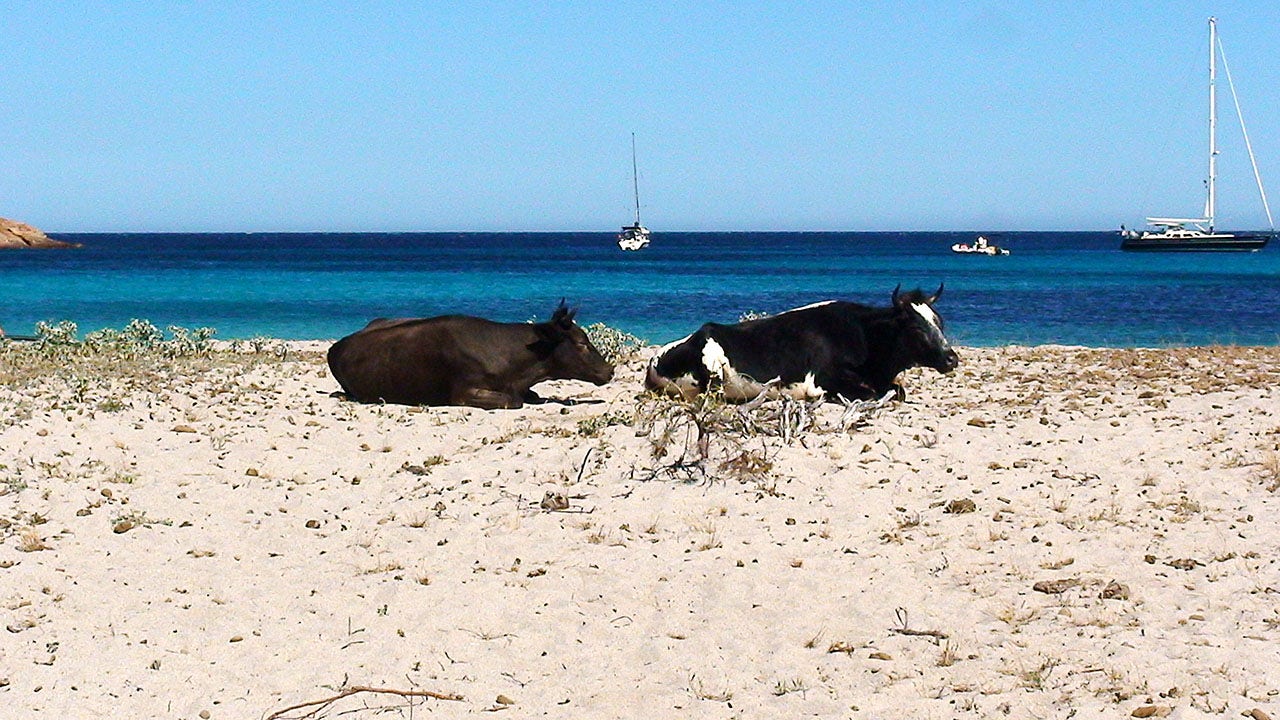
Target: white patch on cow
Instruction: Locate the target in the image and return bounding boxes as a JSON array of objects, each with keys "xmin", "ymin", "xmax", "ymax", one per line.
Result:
[
  {"xmin": 783, "ymin": 372, "xmax": 826, "ymax": 400},
  {"xmin": 655, "ymin": 333, "xmax": 693, "ymax": 356},
  {"xmin": 911, "ymin": 302, "xmax": 941, "ymax": 332},
  {"xmin": 645, "ymin": 334, "xmax": 703, "ymax": 400},
  {"xmin": 782, "ymin": 300, "xmax": 835, "ymax": 314},
  {"xmin": 701, "ymin": 337, "xmax": 735, "ymax": 381},
  {"xmin": 910, "ymin": 302, "xmax": 955, "ymax": 371}
]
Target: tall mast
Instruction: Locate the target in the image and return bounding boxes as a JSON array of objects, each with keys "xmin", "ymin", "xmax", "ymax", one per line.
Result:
[
  {"xmin": 631, "ymin": 133, "xmax": 642, "ymax": 226},
  {"xmin": 1206, "ymin": 16, "xmax": 1218, "ymax": 229}
]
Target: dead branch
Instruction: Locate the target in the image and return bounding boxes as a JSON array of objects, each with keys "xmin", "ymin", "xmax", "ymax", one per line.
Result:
[
  {"xmin": 265, "ymin": 684, "xmax": 463, "ymax": 720},
  {"xmin": 889, "ymin": 627, "xmax": 950, "ymax": 640},
  {"xmin": 891, "ymin": 606, "xmax": 949, "ymax": 641},
  {"xmin": 836, "ymin": 389, "xmax": 896, "ymax": 431}
]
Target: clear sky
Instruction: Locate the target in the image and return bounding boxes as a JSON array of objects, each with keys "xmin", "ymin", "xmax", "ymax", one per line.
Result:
[{"xmin": 4, "ymin": 1, "xmax": 1279, "ymax": 232}]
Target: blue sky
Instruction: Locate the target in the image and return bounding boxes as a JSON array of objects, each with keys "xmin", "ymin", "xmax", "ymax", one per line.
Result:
[{"xmin": 4, "ymin": 1, "xmax": 1279, "ymax": 232}]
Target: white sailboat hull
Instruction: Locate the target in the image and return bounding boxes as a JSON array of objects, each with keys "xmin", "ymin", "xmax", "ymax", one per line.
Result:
[
  {"xmin": 618, "ymin": 225, "xmax": 651, "ymax": 251},
  {"xmin": 1122, "ymin": 17, "xmax": 1275, "ymax": 251}
]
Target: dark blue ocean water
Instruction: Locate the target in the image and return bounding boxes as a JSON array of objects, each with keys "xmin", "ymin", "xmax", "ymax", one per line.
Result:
[{"xmin": 2, "ymin": 231, "xmax": 1278, "ymax": 347}]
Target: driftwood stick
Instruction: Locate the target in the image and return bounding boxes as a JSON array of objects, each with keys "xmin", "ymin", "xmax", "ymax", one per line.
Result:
[
  {"xmin": 265, "ymin": 685, "xmax": 464, "ymax": 720},
  {"xmin": 891, "ymin": 606, "xmax": 949, "ymax": 640},
  {"xmin": 575, "ymin": 447, "xmax": 593, "ymax": 483},
  {"xmin": 889, "ymin": 627, "xmax": 950, "ymax": 640}
]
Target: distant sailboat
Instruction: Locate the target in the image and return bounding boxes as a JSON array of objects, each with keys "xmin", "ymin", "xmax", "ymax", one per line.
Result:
[
  {"xmin": 617, "ymin": 133, "xmax": 651, "ymax": 251},
  {"xmin": 1121, "ymin": 17, "xmax": 1274, "ymax": 251}
]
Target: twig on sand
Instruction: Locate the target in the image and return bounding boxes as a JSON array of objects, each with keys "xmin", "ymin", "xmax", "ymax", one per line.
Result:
[
  {"xmin": 264, "ymin": 685, "xmax": 463, "ymax": 720},
  {"xmin": 890, "ymin": 607, "xmax": 949, "ymax": 642},
  {"xmin": 575, "ymin": 447, "xmax": 593, "ymax": 483},
  {"xmin": 890, "ymin": 627, "xmax": 950, "ymax": 640},
  {"xmin": 836, "ymin": 390, "xmax": 896, "ymax": 432}
]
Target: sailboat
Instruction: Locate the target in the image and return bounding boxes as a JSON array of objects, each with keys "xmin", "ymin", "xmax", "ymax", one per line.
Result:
[
  {"xmin": 617, "ymin": 133, "xmax": 651, "ymax": 251},
  {"xmin": 1121, "ymin": 17, "xmax": 1274, "ymax": 251}
]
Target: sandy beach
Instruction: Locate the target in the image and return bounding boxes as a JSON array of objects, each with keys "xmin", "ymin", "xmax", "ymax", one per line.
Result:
[{"xmin": 2, "ymin": 341, "xmax": 1279, "ymax": 719}]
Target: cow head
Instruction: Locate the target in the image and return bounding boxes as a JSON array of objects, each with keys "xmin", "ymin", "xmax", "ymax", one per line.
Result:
[
  {"xmin": 534, "ymin": 301, "xmax": 615, "ymax": 385},
  {"xmin": 891, "ymin": 284, "xmax": 960, "ymax": 374}
]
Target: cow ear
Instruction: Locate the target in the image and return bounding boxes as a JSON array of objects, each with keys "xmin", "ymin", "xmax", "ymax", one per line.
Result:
[
  {"xmin": 551, "ymin": 299, "xmax": 570, "ymax": 325},
  {"xmin": 930, "ymin": 283, "xmax": 944, "ymax": 303},
  {"xmin": 551, "ymin": 303, "xmax": 577, "ymax": 328}
]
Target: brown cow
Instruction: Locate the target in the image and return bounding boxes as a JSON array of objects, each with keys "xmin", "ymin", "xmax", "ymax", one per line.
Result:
[{"xmin": 327, "ymin": 302, "xmax": 614, "ymax": 409}]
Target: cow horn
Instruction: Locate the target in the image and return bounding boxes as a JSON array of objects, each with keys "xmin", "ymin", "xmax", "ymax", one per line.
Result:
[
  {"xmin": 891, "ymin": 284, "xmax": 902, "ymax": 306},
  {"xmin": 931, "ymin": 283, "xmax": 944, "ymax": 303}
]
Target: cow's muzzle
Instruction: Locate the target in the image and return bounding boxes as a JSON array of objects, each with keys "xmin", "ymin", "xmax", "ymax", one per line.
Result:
[
  {"xmin": 588, "ymin": 365, "xmax": 615, "ymax": 385},
  {"xmin": 936, "ymin": 348, "xmax": 960, "ymax": 373}
]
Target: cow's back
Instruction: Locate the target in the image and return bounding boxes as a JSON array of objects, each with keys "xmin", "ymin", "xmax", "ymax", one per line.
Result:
[
  {"xmin": 646, "ymin": 302, "xmax": 876, "ymax": 402},
  {"xmin": 328, "ymin": 316, "xmax": 476, "ymax": 405}
]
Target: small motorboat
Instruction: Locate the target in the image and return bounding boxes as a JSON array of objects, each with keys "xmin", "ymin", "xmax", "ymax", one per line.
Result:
[{"xmin": 951, "ymin": 235, "xmax": 1009, "ymax": 256}]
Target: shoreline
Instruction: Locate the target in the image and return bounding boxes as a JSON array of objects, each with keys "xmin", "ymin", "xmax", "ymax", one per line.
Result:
[
  {"xmin": 10, "ymin": 330, "xmax": 1280, "ymax": 353},
  {"xmin": 3, "ymin": 344, "xmax": 1279, "ymax": 717}
]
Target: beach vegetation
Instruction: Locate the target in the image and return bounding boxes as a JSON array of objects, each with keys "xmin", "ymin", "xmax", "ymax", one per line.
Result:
[
  {"xmin": 688, "ymin": 675, "xmax": 734, "ymax": 703},
  {"xmin": 771, "ymin": 677, "xmax": 808, "ymax": 697},
  {"xmin": 992, "ymin": 602, "xmax": 1039, "ymax": 630},
  {"xmin": 695, "ymin": 527, "xmax": 721, "ymax": 552},
  {"xmin": 576, "ymin": 409, "xmax": 633, "ymax": 437},
  {"xmin": 802, "ymin": 628, "xmax": 826, "ymax": 649},
  {"xmin": 232, "ymin": 335, "xmax": 291, "ymax": 358},
  {"xmin": 363, "ymin": 561, "xmax": 404, "ymax": 575},
  {"xmin": 1258, "ymin": 451, "xmax": 1280, "ymax": 492},
  {"xmin": 106, "ymin": 471, "xmax": 138, "ymax": 484},
  {"xmin": 16, "ymin": 527, "xmax": 50, "ymax": 552},
  {"xmin": 719, "ymin": 446, "xmax": 773, "ymax": 482},
  {"xmin": 583, "ymin": 322, "xmax": 645, "ymax": 365},
  {"xmin": 96, "ymin": 397, "xmax": 129, "ymax": 413},
  {"xmin": 633, "ymin": 388, "xmax": 839, "ymax": 484},
  {"xmin": 936, "ymin": 639, "xmax": 960, "ymax": 667},
  {"xmin": 0, "ymin": 320, "xmax": 319, "ymax": 424},
  {"xmin": 112, "ymin": 509, "xmax": 171, "ymax": 529},
  {"xmin": 1049, "ymin": 494, "xmax": 1070, "ymax": 514},
  {"xmin": 1, "ymin": 474, "xmax": 27, "ymax": 495},
  {"xmin": 1017, "ymin": 658, "xmax": 1058, "ymax": 690}
]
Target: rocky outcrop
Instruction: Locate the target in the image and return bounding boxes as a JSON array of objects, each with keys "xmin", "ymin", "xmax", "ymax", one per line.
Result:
[{"xmin": 0, "ymin": 217, "xmax": 80, "ymax": 248}]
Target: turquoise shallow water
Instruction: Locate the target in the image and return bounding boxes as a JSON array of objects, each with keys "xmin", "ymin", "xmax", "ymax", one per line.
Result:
[{"xmin": 2, "ymin": 231, "xmax": 1278, "ymax": 346}]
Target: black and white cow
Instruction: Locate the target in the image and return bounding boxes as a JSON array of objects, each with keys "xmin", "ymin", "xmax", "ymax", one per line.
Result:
[{"xmin": 645, "ymin": 285, "xmax": 959, "ymax": 402}]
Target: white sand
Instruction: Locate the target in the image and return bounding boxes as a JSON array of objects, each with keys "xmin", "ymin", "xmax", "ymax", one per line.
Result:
[{"xmin": 2, "ymin": 345, "xmax": 1279, "ymax": 719}]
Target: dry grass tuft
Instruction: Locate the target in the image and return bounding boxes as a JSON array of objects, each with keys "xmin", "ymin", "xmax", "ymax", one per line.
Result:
[
  {"xmin": 17, "ymin": 527, "xmax": 50, "ymax": 552},
  {"xmin": 1258, "ymin": 452, "xmax": 1280, "ymax": 493}
]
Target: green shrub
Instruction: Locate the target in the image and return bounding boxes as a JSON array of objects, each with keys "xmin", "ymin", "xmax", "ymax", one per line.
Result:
[{"xmin": 584, "ymin": 322, "xmax": 646, "ymax": 364}]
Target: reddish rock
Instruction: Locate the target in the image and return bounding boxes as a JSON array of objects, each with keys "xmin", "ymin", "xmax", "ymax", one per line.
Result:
[{"xmin": 0, "ymin": 217, "xmax": 80, "ymax": 248}]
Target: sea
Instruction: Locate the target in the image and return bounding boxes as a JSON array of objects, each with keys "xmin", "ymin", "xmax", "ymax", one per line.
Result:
[{"xmin": 2, "ymin": 231, "xmax": 1278, "ymax": 348}]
